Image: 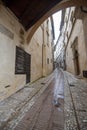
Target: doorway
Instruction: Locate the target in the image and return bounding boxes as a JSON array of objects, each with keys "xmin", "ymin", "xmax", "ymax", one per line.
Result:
[
  {"xmin": 72, "ymin": 37, "xmax": 80, "ymax": 75},
  {"xmin": 74, "ymin": 49, "xmax": 80, "ymax": 75}
]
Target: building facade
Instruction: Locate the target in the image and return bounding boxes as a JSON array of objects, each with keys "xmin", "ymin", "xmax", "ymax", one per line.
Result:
[
  {"xmin": 59, "ymin": 6, "xmax": 87, "ymax": 77},
  {"xmin": 0, "ymin": 4, "xmax": 54, "ymax": 101},
  {"xmin": 54, "ymin": 10, "xmax": 66, "ymax": 70}
]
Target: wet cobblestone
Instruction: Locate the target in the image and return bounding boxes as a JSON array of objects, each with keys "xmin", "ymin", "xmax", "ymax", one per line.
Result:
[
  {"xmin": 64, "ymin": 71, "xmax": 87, "ymax": 130},
  {"xmin": 0, "ymin": 72, "xmax": 54, "ymax": 130},
  {"xmin": 0, "ymin": 69, "xmax": 87, "ymax": 130},
  {"xmin": 14, "ymin": 69, "xmax": 64, "ymax": 130}
]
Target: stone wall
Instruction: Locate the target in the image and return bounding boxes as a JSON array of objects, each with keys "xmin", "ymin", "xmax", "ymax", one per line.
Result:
[
  {"xmin": 25, "ymin": 27, "xmax": 43, "ymax": 82},
  {"xmin": 0, "ymin": 4, "xmax": 53, "ymax": 101},
  {"xmin": 65, "ymin": 7, "xmax": 87, "ymax": 76}
]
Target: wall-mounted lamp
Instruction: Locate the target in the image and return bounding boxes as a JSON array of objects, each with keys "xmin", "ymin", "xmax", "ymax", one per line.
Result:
[{"xmin": 81, "ymin": 6, "xmax": 87, "ymax": 13}]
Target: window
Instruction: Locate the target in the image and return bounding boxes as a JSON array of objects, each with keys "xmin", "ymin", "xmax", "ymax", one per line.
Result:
[
  {"xmin": 70, "ymin": 11, "xmax": 75, "ymax": 23},
  {"xmin": 46, "ymin": 19, "xmax": 50, "ymax": 46},
  {"xmin": 47, "ymin": 58, "xmax": 49, "ymax": 64},
  {"xmin": 19, "ymin": 28, "xmax": 25, "ymax": 44},
  {"xmin": 66, "ymin": 31, "xmax": 69, "ymax": 39},
  {"xmin": 46, "ymin": 30, "xmax": 49, "ymax": 46},
  {"xmin": 65, "ymin": 16, "xmax": 68, "ymax": 23}
]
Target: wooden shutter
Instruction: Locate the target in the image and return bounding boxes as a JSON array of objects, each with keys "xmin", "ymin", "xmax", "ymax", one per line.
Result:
[{"xmin": 15, "ymin": 46, "xmax": 31, "ymax": 83}]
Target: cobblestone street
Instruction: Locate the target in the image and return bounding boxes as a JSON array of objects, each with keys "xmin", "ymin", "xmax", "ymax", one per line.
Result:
[
  {"xmin": 64, "ymin": 71, "xmax": 87, "ymax": 130},
  {"xmin": 14, "ymin": 69, "xmax": 64, "ymax": 130},
  {"xmin": 0, "ymin": 69, "xmax": 87, "ymax": 130}
]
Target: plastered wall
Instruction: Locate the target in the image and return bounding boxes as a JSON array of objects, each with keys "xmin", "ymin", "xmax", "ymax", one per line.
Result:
[
  {"xmin": 66, "ymin": 14, "xmax": 87, "ymax": 76},
  {"xmin": 0, "ymin": 5, "xmax": 53, "ymax": 101}
]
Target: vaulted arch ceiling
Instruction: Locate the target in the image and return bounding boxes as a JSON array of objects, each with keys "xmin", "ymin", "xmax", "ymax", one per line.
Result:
[
  {"xmin": 26, "ymin": 0, "xmax": 87, "ymax": 43},
  {"xmin": 2, "ymin": 0, "xmax": 62, "ymax": 30},
  {"xmin": 2, "ymin": 0, "xmax": 87, "ymax": 43}
]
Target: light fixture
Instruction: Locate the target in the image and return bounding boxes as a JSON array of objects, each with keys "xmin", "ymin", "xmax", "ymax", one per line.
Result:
[{"xmin": 81, "ymin": 6, "xmax": 87, "ymax": 13}]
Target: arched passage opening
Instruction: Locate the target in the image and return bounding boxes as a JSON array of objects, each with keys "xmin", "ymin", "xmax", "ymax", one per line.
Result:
[{"xmin": 26, "ymin": 0, "xmax": 87, "ymax": 44}]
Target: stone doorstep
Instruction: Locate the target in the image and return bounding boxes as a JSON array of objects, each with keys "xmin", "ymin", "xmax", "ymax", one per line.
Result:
[{"xmin": 0, "ymin": 72, "xmax": 54, "ymax": 130}]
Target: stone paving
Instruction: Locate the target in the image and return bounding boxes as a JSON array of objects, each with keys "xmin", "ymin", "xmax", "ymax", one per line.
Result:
[
  {"xmin": 14, "ymin": 69, "xmax": 64, "ymax": 130},
  {"xmin": 64, "ymin": 71, "xmax": 87, "ymax": 130},
  {"xmin": 0, "ymin": 72, "xmax": 55, "ymax": 130},
  {"xmin": 0, "ymin": 69, "xmax": 87, "ymax": 130}
]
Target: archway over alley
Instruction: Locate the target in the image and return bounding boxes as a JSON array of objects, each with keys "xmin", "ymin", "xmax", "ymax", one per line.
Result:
[{"xmin": 26, "ymin": 0, "xmax": 87, "ymax": 43}]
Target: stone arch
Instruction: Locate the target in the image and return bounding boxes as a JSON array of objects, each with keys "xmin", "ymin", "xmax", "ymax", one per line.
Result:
[{"xmin": 26, "ymin": 0, "xmax": 87, "ymax": 44}]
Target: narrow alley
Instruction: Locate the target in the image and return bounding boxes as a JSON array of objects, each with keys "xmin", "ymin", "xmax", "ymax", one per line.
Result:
[{"xmin": 0, "ymin": 1, "xmax": 87, "ymax": 130}]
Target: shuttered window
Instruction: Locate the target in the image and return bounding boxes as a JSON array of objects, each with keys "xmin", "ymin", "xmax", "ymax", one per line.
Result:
[{"xmin": 15, "ymin": 46, "xmax": 31, "ymax": 83}]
